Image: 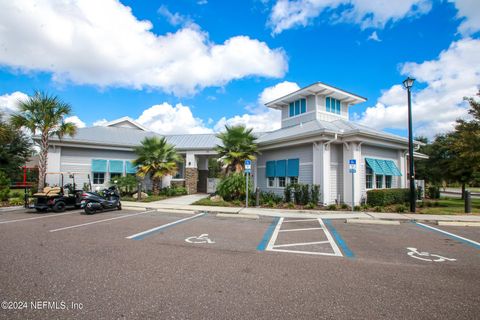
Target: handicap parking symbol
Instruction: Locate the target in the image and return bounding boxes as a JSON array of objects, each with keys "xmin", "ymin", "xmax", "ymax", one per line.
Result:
[
  {"xmin": 406, "ymin": 247, "xmax": 456, "ymax": 262},
  {"xmin": 185, "ymin": 234, "xmax": 215, "ymax": 244}
]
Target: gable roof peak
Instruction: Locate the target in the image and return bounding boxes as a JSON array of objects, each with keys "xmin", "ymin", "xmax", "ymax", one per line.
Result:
[{"xmin": 103, "ymin": 116, "xmax": 149, "ymax": 131}]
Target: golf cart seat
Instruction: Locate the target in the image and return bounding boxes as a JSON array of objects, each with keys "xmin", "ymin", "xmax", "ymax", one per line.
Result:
[{"xmin": 33, "ymin": 186, "xmax": 62, "ymax": 196}]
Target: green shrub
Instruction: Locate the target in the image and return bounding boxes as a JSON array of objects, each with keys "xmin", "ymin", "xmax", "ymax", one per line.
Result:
[
  {"xmin": 284, "ymin": 184, "xmax": 293, "ymax": 203},
  {"xmin": 292, "ymin": 184, "xmax": 302, "ymax": 204},
  {"xmin": 366, "ymin": 188, "xmax": 409, "ymax": 207},
  {"xmin": 160, "ymin": 186, "xmax": 188, "ymax": 197},
  {"xmin": 112, "ymin": 175, "xmax": 138, "ymax": 196},
  {"xmin": 395, "ymin": 204, "xmax": 407, "ymax": 213},
  {"xmin": 216, "ymin": 173, "xmax": 252, "ymax": 201},
  {"xmin": 310, "ymin": 185, "xmax": 320, "ymax": 205},
  {"xmin": 304, "ymin": 202, "xmax": 316, "ymax": 209},
  {"xmin": 373, "ymin": 206, "xmax": 384, "ymax": 212},
  {"xmin": 260, "ymin": 191, "xmax": 282, "ymax": 205},
  {"xmin": 0, "ymin": 171, "xmax": 11, "ymax": 202},
  {"xmin": 9, "ymin": 190, "xmax": 22, "ymax": 198},
  {"xmin": 300, "ymin": 184, "xmax": 310, "ymax": 205},
  {"xmin": 266, "ymin": 200, "xmax": 276, "ymax": 208},
  {"xmin": 287, "ymin": 202, "xmax": 295, "ymax": 209},
  {"xmin": 416, "ymin": 186, "xmax": 423, "ymax": 200},
  {"xmin": 9, "ymin": 198, "xmax": 24, "ymax": 206},
  {"xmin": 427, "ymin": 186, "xmax": 440, "ymax": 199},
  {"xmin": 327, "ymin": 204, "xmax": 337, "ymax": 210},
  {"xmin": 353, "ymin": 205, "xmax": 361, "ymax": 211},
  {"xmin": 232, "ymin": 199, "xmax": 242, "ymax": 206}
]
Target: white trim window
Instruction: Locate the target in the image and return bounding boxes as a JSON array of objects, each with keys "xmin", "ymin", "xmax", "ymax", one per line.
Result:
[
  {"xmin": 376, "ymin": 175, "xmax": 383, "ymax": 189},
  {"xmin": 93, "ymin": 172, "xmax": 105, "ymax": 184},
  {"xmin": 278, "ymin": 177, "xmax": 286, "ymax": 188},
  {"xmin": 267, "ymin": 177, "xmax": 275, "ymax": 188},
  {"xmin": 288, "ymin": 177, "xmax": 298, "ymax": 185},
  {"xmin": 366, "ymin": 167, "xmax": 373, "ymax": 189},
  {"xmin": 385, "ymin": 176, "xmax": 392, "ymax": 189}
]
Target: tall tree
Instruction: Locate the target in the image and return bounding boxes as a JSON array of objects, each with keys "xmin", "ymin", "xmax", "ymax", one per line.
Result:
[
  {"xmin": 133, "ymin": 137, "xmax": 182, "ymax": 195},
  {"xmin": 215, "ymin": 125, "xmax": 259, "ymax": 174},
  {"xmin": 0, "ymin": 113, "xmax": 32, "ymax": 180},
  {"xmin": 10, "ymin": 92, "xmax": 77, "ymax": 191}
]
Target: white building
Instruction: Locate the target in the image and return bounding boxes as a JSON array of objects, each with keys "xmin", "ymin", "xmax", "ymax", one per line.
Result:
[{"xmin": 38, "ymin": 82, "xmax": 425, "ymax": 204}]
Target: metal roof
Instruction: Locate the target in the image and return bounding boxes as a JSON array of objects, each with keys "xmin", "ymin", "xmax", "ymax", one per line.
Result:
[{"xmin": 46, "ymin": 126, "xmax": 220, "ymax": 150}]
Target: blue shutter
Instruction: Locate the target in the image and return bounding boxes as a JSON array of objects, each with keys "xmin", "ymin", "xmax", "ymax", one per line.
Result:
[
  {"xmin": 365, "ymin": 158, "xmax": 385, "ymax": 175},
  {"xmin": 109, "ymin": 160, "xmax": 124, "ymax": 173},
  {"xmin": 125, "ymin": 161, "xmax": 137, "ymax": 174},
  {"xmin": 287, "ymin": 159, "xmax": 299, "ymax": 177},
  {"xmin": 266, "ymin": 161, "xmax": 276, "ymax": 178},
  {"xmin": 294, "ymin": 100, "xmax": 300, "ymax": 115},
  {"xmin": 300, "ymin": 99, "xmax": 306, "ymax": 114},
  {"xmin": 289, "ymin": 103, "xmax": 294, "ymax": 117},
  {"xmin": 91, "ymin": 159, "xmax": 107, "ymax": 172},
  {"xmin": 385, "ymin": 160, "xmax": 402, "ymax": 176},
  {"xmin": 276, "ymin": 160, "xmax": 287, "ymax": 177},
  {"xmin": 326, "ymin": 97, "xmax": 330, "ymax": 112}
]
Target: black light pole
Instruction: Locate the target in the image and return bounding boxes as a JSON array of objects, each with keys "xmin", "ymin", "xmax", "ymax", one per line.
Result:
[{"xmin": 403, "ymin": 77, "xmax": 416, "ymax": 213}]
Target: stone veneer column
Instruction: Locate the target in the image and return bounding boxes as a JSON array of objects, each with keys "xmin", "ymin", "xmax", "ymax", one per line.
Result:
[
  {"xmin": 185, "ymin": 167, "xmax": 198, "ymax": 194},
  {"xmin": 185, "ymin": 152, "xmax": 198, "ymax": 194}
]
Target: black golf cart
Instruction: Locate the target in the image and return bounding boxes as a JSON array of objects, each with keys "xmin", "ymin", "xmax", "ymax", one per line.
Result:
[{"xmin": 32, "ymin": 172, "xmax": 92, "ymax": 212}]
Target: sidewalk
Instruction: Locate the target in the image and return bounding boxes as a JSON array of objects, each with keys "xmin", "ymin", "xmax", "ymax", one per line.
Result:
[{"xmin": 122, "ymin": 201, "xmax": 480, "ymax": 224}]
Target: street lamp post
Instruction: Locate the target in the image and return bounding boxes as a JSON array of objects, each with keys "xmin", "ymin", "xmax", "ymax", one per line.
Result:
[{"xmin": 403, "ymin": 77, "xmax": 416, "ymax": 213}]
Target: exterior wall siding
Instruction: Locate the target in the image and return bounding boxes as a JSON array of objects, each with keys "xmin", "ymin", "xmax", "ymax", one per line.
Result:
[
  {"xmin": 330, "ymin": 144, "xmax": 344, "ymax": 203},
  {"xmin": 256, "ymin": 144, "xmax": 313, "ymax": 197}
]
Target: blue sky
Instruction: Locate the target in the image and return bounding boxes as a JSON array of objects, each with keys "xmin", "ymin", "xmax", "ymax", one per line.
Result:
[{"xmin": 0, "ymin": 0, "xmax": 479, "ymax": 138}]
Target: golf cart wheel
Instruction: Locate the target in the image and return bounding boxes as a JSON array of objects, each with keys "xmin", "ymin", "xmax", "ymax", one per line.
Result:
[
  {"xmin": 84, "ymin": 204, "xmax": 95, "ymax": 215},
  {"xmin": 53, "ymin": 201, "xmax": 66, "ymax": 213},
  {"xmin": 117, "ymin": 202, "xmax": 122, "ymax": 210}
]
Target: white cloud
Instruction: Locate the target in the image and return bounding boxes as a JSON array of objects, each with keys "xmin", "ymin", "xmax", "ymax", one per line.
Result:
[
  {"xmin": 367, "ymin": 31, "xmax": 381, "ymax": 42},
  {"xmin": 451, "ymin": 0, "xmax": 480, "ymax": 36},
  {"xmin": 0, "ymin": 91, "xmax": 29, "ymax": 115},
  {"xmin": 268, "ymin": 0, "xmax": 432, "ymax": 34},
  {"xmin": 93, "ymin": 119, "xmax": 108, "ymax": 127},
  {"xmin": 358, "ymin": 38, "xmax": 480, "ymax": 138},
  {"xmin": 0, "ymin": 0, "xmax": 287, "ymax": 96},
  {"xmin": 214, "ymin": 81, "xmax": 300, "ymax": 132},
  {"xmin": 136, "ymin": 102, "xmax": 213, "ymax": 134},
  {"xmin": 258, "ymin": 81, "xmax": 300, "ymax": 105},
  {"xmin": 158, "ymin": 5, "xmax": 193, "ymax": 27},
  {"xmin": 64, "ymin": 116, "xmax": 86, "ymax": 128}
]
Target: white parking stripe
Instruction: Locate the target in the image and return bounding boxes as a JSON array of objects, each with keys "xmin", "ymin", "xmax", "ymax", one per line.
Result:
[
  {"xmin": 266, "ymin": 218, "xmax": 343, "ymax": 257},
  {"xmin": 49, "ymin": 210, "xmax": 156, "ymax": 232},
  {"xmin": 273, "ymin": 241, "xmax": 330, "ymax": 248},
  {"xmin": 282, "ymin": 218, "xmax": 319, "ymax": 223},
  {"xmin": 279, "ymin": 227, "xmax": 324, "ymax": 232},
  {"xmin": 0, "ymin": 211, "xmax": 75, "ymax": 224}
]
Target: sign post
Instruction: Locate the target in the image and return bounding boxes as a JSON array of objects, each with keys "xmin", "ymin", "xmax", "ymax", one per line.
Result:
[
  {"xmin": 349, "ymin": 159, "xmax": 356, "ymax": 212},
  {"xmin": 245, "ymin": 160, "xmax": 251, "ymax": 208}
]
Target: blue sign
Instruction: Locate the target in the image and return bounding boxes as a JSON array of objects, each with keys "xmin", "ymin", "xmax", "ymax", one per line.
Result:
[
  {"xmin": 349, "ymin": 159, "xmax": 356, "ymax": 164},
  {"xmin": 349, "ymin": 159, "xmax": 356, "ymax": 173},
  {"xmin": 245, "ymin": 159, "xmax": 252, "ymax": 170}
]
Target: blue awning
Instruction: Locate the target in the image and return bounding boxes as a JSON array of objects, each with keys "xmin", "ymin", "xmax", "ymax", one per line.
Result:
[
  {"xmin": 266, "ymin": 161, "xmax": 276, "ymax": 178},
  {"xmin": 109, "ymin": 160, "xmax": 124, "ymax": 173},
  {"xmin": 125, "ymin": 161, "xmax": 137, "ymax": 174},
  {"xmin": 287, "ymin": 158, "xmax": 299, "ymax": 177},
  {"xmin": 276, "ymin": 160, "xmax": 286, "ymax": 177},
  {"xmin": 91, "ymin": 159, "xmax": 107, "ymax": 172},
  {"xmin": 365, "ymin": 158, "xmax": 402, "ymax": 176}
]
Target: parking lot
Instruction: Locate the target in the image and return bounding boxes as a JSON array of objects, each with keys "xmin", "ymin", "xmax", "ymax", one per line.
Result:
[{"xmin": 0, "ymin": 208, "xmax": 479, "ymax": 319}]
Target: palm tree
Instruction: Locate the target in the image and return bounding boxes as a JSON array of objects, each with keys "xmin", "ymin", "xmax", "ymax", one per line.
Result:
[
  {"xmin": 215, "ymin": 125, "xmax": 259, "ymax": 174},
  {"xmin": 10, "ymin": 92, "xmax": 77, "ymax": 192},
  {"xmin": 133, "ymin": 136, "xmax": 182, "ymax": 195}
]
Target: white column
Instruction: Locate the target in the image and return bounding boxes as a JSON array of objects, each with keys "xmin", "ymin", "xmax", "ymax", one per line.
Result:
[
  {"xmin": 46, "ymin": 146, "xmax": 61, "ymax": 186},
  {"xmin": 398, "ymin": 150, "xmax": 406, "ymax": 188},
  {"xmin": 185, "ymin": 152, "xmax": 198, "ymax": 168},
  {"xmin": 343, "ymin": 142, "xmax": 362, "ymax": 206},
  {"xmin": 313, "ymin": 142, "xmax": 331, "ymax": 205}
]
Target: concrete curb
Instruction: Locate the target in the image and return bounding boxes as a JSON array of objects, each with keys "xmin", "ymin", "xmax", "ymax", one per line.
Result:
[
  {"xmin": 216, "ymin": 213, "xmax": 259, "ymax": 220},
  {"xmin": 438, "ymin": 221, "xmax": 480, "ymax": 227},
  {"xmin": 155, "ymin": 208, "xmax": 197, "ymax": 215},
  {"xmin": 122, "ymin": 206, "xmax": 147, "ymax": 212},
  {"xmin": 0, "ymin": 206, "xmax": 24, "ymax": 212},
  {"xmin": 346, "ymin": 219, "xmax": 400, "ymax": 225}
]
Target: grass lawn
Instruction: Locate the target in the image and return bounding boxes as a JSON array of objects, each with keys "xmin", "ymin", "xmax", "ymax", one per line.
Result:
[
  {"xmin": 418, "ymin": 198, "xmax": 480, "ymax": 215},
  {"xmin": 122, "ymin": 195, "xmax": 168, "ymax": 202},
  {"xmin": 193, "ymin": 198, "xmax": 234, "ymax": 207}
]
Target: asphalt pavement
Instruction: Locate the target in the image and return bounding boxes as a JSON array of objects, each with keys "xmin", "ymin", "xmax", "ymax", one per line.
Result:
[{"xmin": 0, "ymin": 208, "xmax": 479, "ymax": 319}]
